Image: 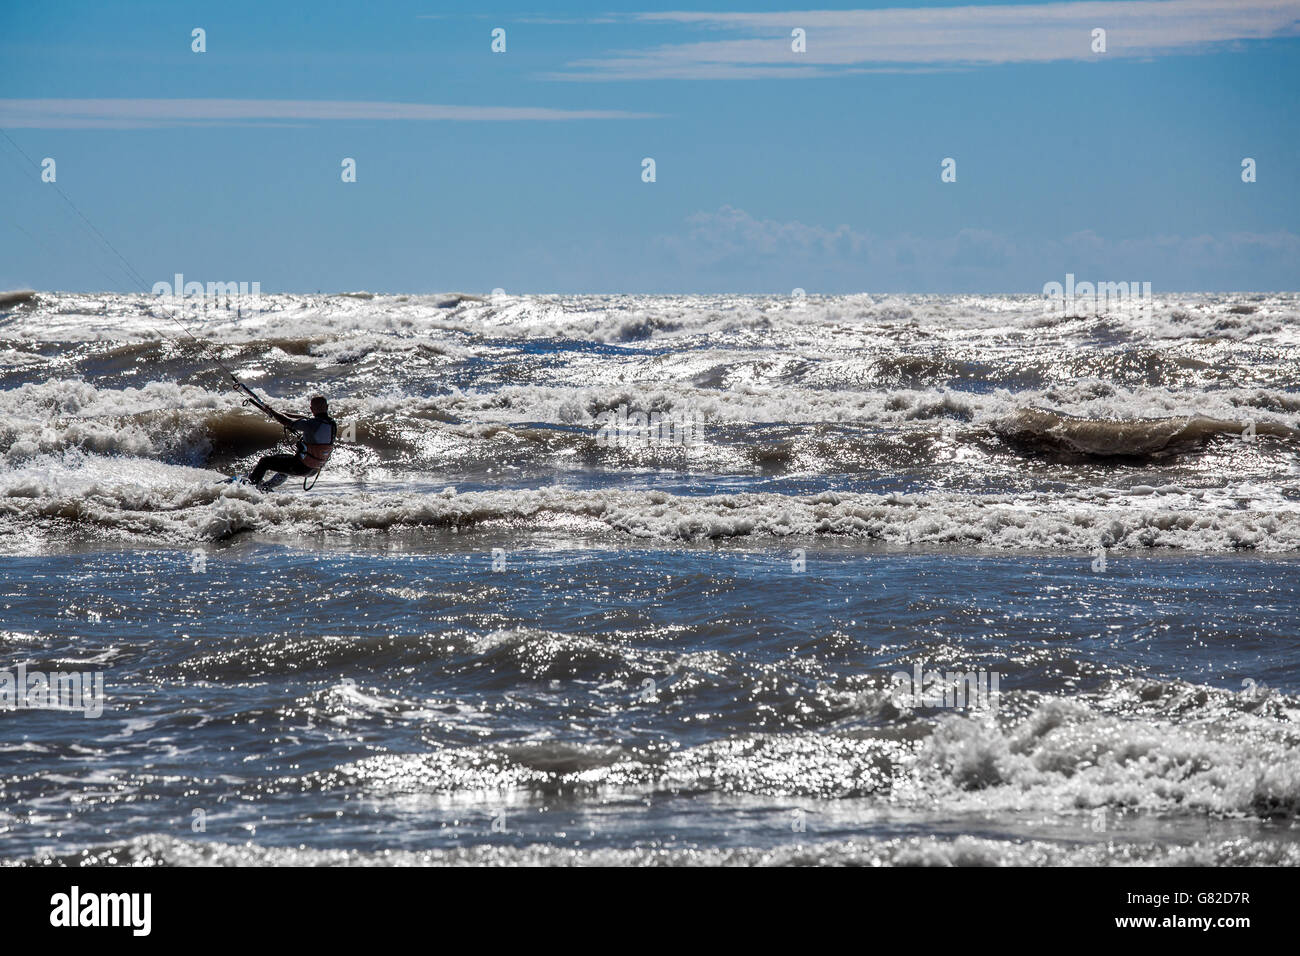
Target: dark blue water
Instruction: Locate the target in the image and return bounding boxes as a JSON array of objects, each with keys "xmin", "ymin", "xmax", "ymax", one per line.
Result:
[{"xmin": 3, "ymin": 538, "xmax": 1297, "ymax": 865}]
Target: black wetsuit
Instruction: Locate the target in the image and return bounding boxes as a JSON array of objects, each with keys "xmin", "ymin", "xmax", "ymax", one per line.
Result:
[{"xmin": 248, "ymin": 453, "xmax": 313, "ymax": 485}]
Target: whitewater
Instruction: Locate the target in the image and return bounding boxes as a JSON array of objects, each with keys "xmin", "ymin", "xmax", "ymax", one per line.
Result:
[{"xmin": 1, "ymin": 289, "xmax": 1297, "ymax": 866}]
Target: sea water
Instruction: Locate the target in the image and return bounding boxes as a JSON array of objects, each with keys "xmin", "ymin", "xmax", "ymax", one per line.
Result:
[{"xmin": 1, "ymin": 290, "xmax": 1297, "ymax": 865}]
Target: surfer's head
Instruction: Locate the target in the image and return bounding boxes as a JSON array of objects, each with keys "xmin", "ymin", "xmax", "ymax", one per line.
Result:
[{"xmin": 311, "ymin": 395, "xmax": 328, "ymax": 415}]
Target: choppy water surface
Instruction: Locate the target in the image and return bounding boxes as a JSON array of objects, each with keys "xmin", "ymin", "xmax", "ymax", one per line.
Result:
[{"xmin": 1, "ymin": 291, "xmax": 1298, "ymax": 865}]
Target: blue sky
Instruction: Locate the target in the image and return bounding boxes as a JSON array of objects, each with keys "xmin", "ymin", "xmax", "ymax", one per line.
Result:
[{"xmin": 2, "ymin": 0, "xmax": 1298, "ymax": 293}]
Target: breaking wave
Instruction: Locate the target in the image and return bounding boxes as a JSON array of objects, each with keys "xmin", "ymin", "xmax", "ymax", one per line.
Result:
[
  {"xmin": 300, "ymin": 678, "xmax": 1300, "ymax": 818},
  {"xmin": 3, "ymin": 479, "xmax": 1299, "ymax": 551}
]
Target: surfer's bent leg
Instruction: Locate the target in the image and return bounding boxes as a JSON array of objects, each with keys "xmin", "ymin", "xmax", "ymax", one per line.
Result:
[{"xmin": 249, "ymin": 454, "xmax": 310, "ymax": 484}]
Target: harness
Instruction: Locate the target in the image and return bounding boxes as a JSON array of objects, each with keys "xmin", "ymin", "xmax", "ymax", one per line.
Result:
[
  {"xmin": 298, "ymin": 439, "xmax": 334, "ymax": 470},
  {"xmin": 302, "ymin": 464, "xmax": 323, "ymax": 491},
  {"xmin": 295, "ymin": 418, "xmax": 337, "ymax": 489}
]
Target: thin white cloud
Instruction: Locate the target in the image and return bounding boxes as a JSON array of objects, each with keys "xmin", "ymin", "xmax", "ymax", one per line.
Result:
[
  {"xmin": 0, "ymin": 98, "xmax": 659, "ymax": 129},
  {"xmin": 548, "ymin": 0, "xmax": 1300, "ymax": 80}
]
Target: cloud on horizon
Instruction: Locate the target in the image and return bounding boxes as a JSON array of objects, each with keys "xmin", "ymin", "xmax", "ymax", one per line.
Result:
[
  {"xmin": 653, "ymin": 206, "xmax": 1300, "ymax": 291},
  {"xmin": 548, "ymin": 0, "xmax": 1300, "ymax": 80}
]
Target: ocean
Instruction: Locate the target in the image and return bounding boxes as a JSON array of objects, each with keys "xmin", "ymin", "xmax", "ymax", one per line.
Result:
[{"xmin": 1, "ymin": 289, "xmax": 1298, "ymax": 866}]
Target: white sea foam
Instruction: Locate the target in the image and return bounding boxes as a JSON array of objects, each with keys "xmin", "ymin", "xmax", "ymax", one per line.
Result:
[
  {"xmin": 3, "ymin": 475, "xmax": 1299, "ymax": 551},
  {"xmin": 2, "ymin": 378, "xmax": 1297, "ymax": 468},
  {"xmin": 312, "ymin": 678, "xmax": 1299, "ymax": 819},
  {"xmin": 5, "ymin": 291, "xmax": 1299, "ymax": 343},
  {"xmin": 14, "ymin": 831, "xmax": 1299, "ymax": 866},
  {"xmin": 5, "ymin": 292, "xmax": 1300, "ymax": 550}
]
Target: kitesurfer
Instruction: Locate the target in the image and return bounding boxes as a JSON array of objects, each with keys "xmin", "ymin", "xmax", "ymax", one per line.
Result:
[{"xmin": 242, "ymin": 395, "xmax": 337, "ymax": 490}]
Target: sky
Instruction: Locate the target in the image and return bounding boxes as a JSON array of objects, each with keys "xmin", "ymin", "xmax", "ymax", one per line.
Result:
[{"xmin": 1, "ymin": 0, "xmax": 1298, "ymax": 294}]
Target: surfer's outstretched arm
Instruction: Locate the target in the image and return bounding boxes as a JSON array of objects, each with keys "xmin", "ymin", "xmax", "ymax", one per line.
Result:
[
  {"xmin": 256, "ymin": 398, "xmax": 297, "ymax": 428},
  {"xmin": 251, "ymin": 405, "xmax": 292, "ymax": 427},
  {"xmin": 233, "ymin": 377, "xmax": 297, "ymax": 427}
]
